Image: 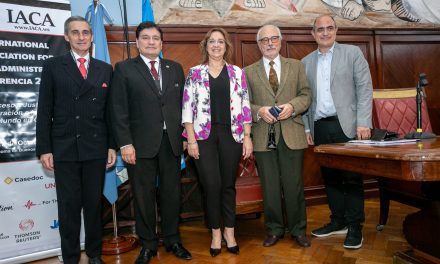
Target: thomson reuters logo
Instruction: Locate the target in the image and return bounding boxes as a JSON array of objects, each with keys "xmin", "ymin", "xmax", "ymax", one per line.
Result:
[
  {"xmin": 4, "ymin": 177, "xmax": 13, "ymax": 185},
  {"xmin": 19, "ymin": 219, "xmax": 34, "ymax": 231}
]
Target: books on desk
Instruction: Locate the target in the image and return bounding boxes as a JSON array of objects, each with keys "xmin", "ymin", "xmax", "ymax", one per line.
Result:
[{"xmin": 348, "ymin": 139, "xmax": 420, "ymax": 145}]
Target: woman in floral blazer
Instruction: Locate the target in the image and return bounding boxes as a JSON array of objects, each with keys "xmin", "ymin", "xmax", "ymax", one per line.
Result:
[{"xmin": 182, "ymin": 28, "xmax": 252, "ymax": 257}]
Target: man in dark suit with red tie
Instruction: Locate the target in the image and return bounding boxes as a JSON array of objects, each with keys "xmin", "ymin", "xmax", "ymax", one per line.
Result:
[
  {"xmin": 36, "ymin": 16, "xmax": 116, "ymax": 264},
  {"xmin": 109, "ymin": 21, "xmax": 191, "ymax": 264}
]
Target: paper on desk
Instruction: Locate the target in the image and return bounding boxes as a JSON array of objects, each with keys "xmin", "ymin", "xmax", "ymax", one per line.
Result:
[{"xmin": 348, "ymin": 139, "xmax": 420, "ymax": 145}]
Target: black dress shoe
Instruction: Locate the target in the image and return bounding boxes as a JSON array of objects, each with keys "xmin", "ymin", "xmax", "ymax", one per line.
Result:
[
  {"xmin": 210, "ymin": 247, "xmax": 221, "ymax": 257},
  {"xmin": 292, "ymin": 234, "xmax": 311, "ymax": 248},
  {"xmin": 166, "ymin": 243, "xmax": 192, "ymax": 260},
  {"xmin": 135, "ymin": 247, "xmax": 157, "ymax": 264},
  {"xmin": 263, "ymin": 235, "xmax": 283, "ymax": 247},
  {"xmin": 227, "ymin": 245, "xmax": 240, "ymax": 255},
  {"xmin": 88, "ymin": 256, "xmax": 105, "ymax": 264}
]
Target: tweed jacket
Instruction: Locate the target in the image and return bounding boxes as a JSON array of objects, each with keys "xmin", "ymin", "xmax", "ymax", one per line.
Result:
[
  {"xmin": 182, "ymin": 63, "xmax": 252, "ymax": 143},
  {"xmin": 245, "ymin": 56, "xmax": 311, "ymax": 152}
]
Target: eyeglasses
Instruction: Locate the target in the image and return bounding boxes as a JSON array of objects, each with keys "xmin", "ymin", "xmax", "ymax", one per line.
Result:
[
  {"xmin": 258, "ymin": 36, "xmax": 280, "ymax": 45},
  {"xmin": 315, "ymin": 26, "xmax": 336, "ymax": 34},
  {"xmin": 207, "ymin": 39, "xmax": 226, "ymax": 45}
]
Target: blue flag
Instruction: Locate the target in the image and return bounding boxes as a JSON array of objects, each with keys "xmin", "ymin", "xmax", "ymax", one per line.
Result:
[
  {"xmin": 103, "ymin": 155, "xmax": 127, "ymax": 204},
  {"xmin": 86, "ymin": 1, "xmax": 122, "ymax": 204},
  {"xmin": 142, "ymin": 0, "xmax": 155, "ymax": 22},
  {"xmin": 85, "ymin": 0, "xmax": 113, "ymax": 63}
]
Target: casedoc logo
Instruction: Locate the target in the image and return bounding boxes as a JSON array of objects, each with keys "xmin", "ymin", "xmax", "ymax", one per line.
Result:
[
  {"xmin": 19, "ymin": 219, "xmax": 34, "ymax": 231},
  {"xmin": 3, "ymin": 175, "xmax": 44, "ymax": 185},
  {"xmin": 3, "ymin": 176, "xmax": 13, "ymax": 185}
]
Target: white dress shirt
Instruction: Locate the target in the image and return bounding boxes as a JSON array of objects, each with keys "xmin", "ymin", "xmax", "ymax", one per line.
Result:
[
  {"xmin": 262, "ymin": 55, "xmax": 281, "ymax": 84},
  {"xmin": 314, "ymin": 44, "xmax": 337, "ymax": 121},
  {"xmin": 140, "ymin": 54, "xmax": 166, "ymax": 129}
]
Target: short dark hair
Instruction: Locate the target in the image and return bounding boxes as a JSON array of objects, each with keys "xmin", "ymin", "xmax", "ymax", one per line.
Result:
[
  {"xmin": 64, "ymin": 16, "xmax": 91, "ymax": 34},
  {"xmin": 136, "ymin": 21, "xmax": 163, "ymax": 40}
]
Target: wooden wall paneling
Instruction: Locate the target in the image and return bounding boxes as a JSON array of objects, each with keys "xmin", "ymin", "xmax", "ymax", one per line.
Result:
[
  {"xmin": 235, "ymin": 32, "xmax": 261, "ymax": 67},
  {"xmin": 104, "ymin": 25, "xmax": 440, "ymax": 216},
  {"xmin": 107, "ymin": 43, "xmax": 139, "ymax": 67},
  {"xmin": 282, "ymin": 29, "xmax": 315, "ymax": 60},
  {"xmin": 162, "ymin": 28, "xmax": 212, "ymax": 74},
  {"xmin": 375, "ymin": 32, "xmax": 440, "ymax": 134}
]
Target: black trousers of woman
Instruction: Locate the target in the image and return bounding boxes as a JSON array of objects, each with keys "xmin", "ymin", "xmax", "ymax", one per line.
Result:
[{"xmin": 194, "ymin": 124, "xmax": 242, "ymax": 229}]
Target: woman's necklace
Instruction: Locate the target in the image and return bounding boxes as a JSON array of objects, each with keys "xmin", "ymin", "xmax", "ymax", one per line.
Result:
[{"xmin": 209, "ymin": 62, "xmax": 225, "ymax": 78}]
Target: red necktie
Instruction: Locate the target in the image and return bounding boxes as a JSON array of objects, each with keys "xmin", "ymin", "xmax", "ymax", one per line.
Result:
[
  {"xmin": 150, "ymin": 61, "xmax": 159, "ymax": 80},
  {"xmin": 78, "ymin": 58, "xmax": 87, "ymax": 79}
]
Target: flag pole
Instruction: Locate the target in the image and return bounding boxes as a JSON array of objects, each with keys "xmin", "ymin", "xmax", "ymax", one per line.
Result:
[
  {"xmin": 112, "ymin": 204, "xmax": 118, "ymax": 237},
  {"xmin": 102, "ymin": 199, "xmax": 137, "ymax": 255},
  {"xmin": 122, "ymin": 0, "xmax": 131, "ymax": 58}
]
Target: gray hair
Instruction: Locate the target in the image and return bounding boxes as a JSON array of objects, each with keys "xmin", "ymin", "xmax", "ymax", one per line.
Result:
[
  {"xmin": 64, "ymin": 16, "xmax": 92, "ymax": 34},
  {"xmin": 256, "ymin": 24, "xmax": 283, "ymax": 42},
  {"xmin": 312, "ymin": 15, "xmax": 337, "ymax": 31}
]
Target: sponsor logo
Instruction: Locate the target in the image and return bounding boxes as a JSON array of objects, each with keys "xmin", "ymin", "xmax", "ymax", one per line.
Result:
[
  {"xmin": 19, "ymin": 219, "xmax": 34, "ymax": 231},
  {"xmin": 0, "ymin": 233, "xmax": 10, "ymax": 240},
  {"xmin": 44, "ymin": 182, "xmax": 56, "ymax": 189},
  {"xmin": 4, "ymin": 177, "xmax": 13, "ymax": 185},
  {"xmin": 14, "ymin": 231, "xmax": 41, "ymax": 243},
  {"xmin": 3, "ymin": 176, "xmax": 45, "ymax": 185},
  {"xmin": 15, "ymin": 175, "xmax": 44, "ymax": 183},
  {"xmin": 0, "ymin": 204, "xmax": 14, "ymax": 212},
  {"xmin": 15, "ymin": 219, "xmax": 41, "ymax": 243},
  {"xmin": 6, "ymin": 9, "xmax": 55, "ymax": 27},
  {"xmin": 50, "ymin": 220, "xmax": 59, "ymax": 229},
  {"xmin": 24, "ymin": 200, "xmax": 39, "ymax": 210}
]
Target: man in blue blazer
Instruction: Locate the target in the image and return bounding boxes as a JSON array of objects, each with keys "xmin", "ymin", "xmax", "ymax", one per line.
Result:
[
  {"xmin": 36, "ymin": 16, "xmax": 116, "ymax": 264},
  {"xmin": 302, "ymin": 15, "xmax": 373, "ymax": 249}
]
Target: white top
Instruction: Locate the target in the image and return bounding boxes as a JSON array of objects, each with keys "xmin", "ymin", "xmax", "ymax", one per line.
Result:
[{"xmin": 314, "ymin": 44, "xmax": 337, "ymax": 121}]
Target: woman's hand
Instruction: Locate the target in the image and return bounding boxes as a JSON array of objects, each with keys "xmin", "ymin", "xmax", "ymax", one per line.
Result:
[
  {"xmin": 187, "ymin": 142, "xmax": 200, "ymax": 159},
  {"xmin": 242, "ymin": 136, "xmax": 253, "ymax": 159}
]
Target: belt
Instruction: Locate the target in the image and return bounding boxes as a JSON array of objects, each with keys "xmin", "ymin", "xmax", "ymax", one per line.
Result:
[{"xmin": 317, "ymin": 115, "xmax": 338, "ymax": 121}]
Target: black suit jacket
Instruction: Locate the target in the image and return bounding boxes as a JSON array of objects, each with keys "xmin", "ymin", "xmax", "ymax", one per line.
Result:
[
  {"xmin": 36, "ymin": 53, "xmax": 114, "ymax": 161},
  {"xmin": 110, "ymin": 56, "xmax": 185, "ymax": 158}
]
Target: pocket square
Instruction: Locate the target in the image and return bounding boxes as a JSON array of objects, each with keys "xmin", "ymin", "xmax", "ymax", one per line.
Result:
[
  {"xmin": 174, "ymin": 83, "xmax": 179, "ymax": 87},
  {"xmin": 102, "ymin": 83, "xmax": 108, "ymax": 88}
]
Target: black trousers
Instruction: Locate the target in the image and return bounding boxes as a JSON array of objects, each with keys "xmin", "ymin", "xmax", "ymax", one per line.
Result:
[
  {"xmin": 54, "ymin": 159, "xmax": 106, "ymax": 264},
  {"xmin": 194, "ymin": 124, "xmax": 242, "ymax": 229},
  {"xmin": 127, "ymin": 132, "xmax": 181, "ymax": 250},
  {"xmin": 314, "ymin": 117, "xmax": 365, "ymax": 226}
]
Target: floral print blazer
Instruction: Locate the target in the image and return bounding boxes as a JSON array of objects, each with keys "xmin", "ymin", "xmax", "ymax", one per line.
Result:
[{"xmin": 182, "ymin": 63, "xmax": 252, "ymax": 143}]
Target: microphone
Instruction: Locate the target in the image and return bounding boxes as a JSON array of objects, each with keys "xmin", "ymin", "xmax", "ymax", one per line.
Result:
[{"xmin": 404, "ymin": 73, "xmax": 436, "ymax": 139}]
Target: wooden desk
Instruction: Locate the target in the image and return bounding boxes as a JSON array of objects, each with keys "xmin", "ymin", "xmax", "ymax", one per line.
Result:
[{"xmin": 314, "ymin": 137, "xmax": 440, "ymax": 262}]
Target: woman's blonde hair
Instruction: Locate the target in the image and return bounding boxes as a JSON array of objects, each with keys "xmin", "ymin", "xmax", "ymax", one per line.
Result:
[{"xmin": 200, "ymin": 27, "xmax": 233, "ymax": 64}]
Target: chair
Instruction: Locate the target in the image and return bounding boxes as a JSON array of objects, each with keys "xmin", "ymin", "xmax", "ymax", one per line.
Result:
[
  {"xmin": 372, "ymin": 88, "xmax": 433, "ymax": 230},
  {"xmin": 235, "ymin": 154, "xmax": 264, "ymax": 215}
]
